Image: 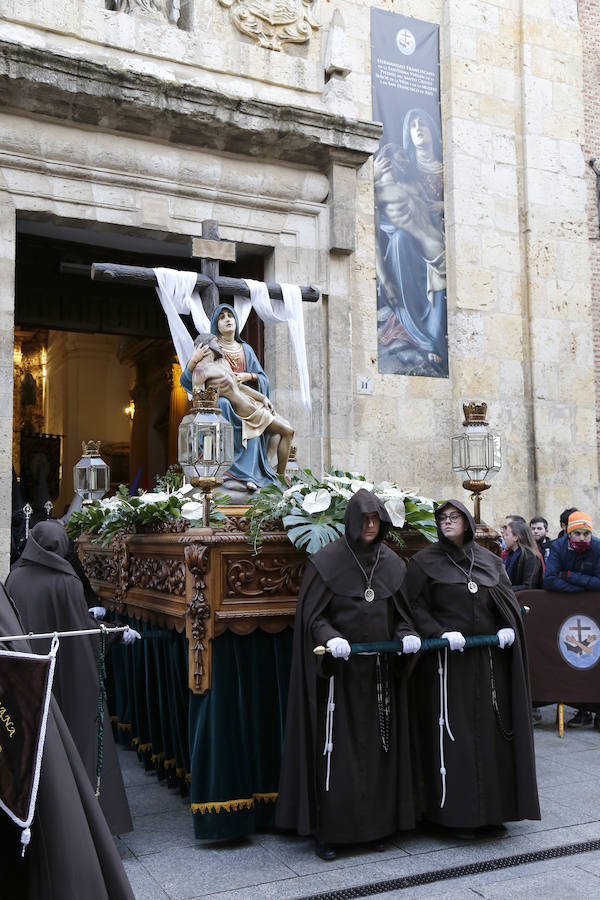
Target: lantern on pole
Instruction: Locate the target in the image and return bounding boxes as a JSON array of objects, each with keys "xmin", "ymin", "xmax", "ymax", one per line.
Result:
[
  {"xmin": 451, "ymin": 403, "xmax": 501, "ymax": 524},
  {"xmin": 73, "ymin": 441, "xmax": 111, "ymax": 503},
  {"xmin": 178, "ymin": 386, "xmax": 234, "ymax": 527}
]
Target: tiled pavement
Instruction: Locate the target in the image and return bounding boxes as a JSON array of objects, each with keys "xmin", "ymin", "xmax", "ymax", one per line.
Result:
[{"xmin": 115, "ymin": 705, "xmax": 600, "ymax": 899}]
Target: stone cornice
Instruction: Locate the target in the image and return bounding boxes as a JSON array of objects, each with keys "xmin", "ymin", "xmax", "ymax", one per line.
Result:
[{"xmin": 0, "ymin": 39, "xmax": 382, "ymax": 171}]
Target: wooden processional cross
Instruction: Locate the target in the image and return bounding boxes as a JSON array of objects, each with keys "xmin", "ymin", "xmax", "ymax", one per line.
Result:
[{"xmin": 90, "ymin": 220, "xmax": 320, "ymax": 315}]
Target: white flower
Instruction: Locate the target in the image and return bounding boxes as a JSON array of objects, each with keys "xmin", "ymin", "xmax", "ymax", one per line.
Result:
[
  {"xmin": 100, "ymin": 496, "xmax": 124, "ymax": 510},
  {"xmin": 323, "ymin": 474, "xmax": 353, "ymax": 486},
  {"xmin": 138, "ymin": 491, "xmax": 170, "ymax": 504},
  {"xmin": 282, "ymin": 482, "xmax": 311, "ymax": 497},
  {"xmin": 384, "ymin": 497, "xmax": 406, "ymax": 528},
  {"xmin": 302, "ymin": 489, "xmax": 332, "ymax": 514},
  {"xmin": 181, "ymin": 501, "xmax": 204, "ymax": 520},
  {"xmin": 330, "ymin": 486, "xmax": 353, "ymax": 500},
  {"xmin": 350, "ymin": 480, "xmax": 373, "ymax": 493},
  {"xmin": 175, "ymin": 483, "xmax": 195, "ymax": 497}
]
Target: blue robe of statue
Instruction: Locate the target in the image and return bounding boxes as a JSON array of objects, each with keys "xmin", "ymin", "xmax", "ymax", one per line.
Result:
[
  {"xmin": 380, "ymin": 221, "xmax": 447, "ymax": 361},
  {"xmin": 180, "ymin": 304, "xmax": 277, "ymax": 486}
]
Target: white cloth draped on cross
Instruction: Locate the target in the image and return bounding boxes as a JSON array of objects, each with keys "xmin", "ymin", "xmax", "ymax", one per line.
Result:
[{"xmin": 153, "ymin": 268, "xmax": 311, "ymax": 410}]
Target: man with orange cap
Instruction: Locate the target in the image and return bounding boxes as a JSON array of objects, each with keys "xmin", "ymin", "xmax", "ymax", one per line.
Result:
[{"xmin": 544, "ymin": 510, "xmax": 600, "ymax": 727}]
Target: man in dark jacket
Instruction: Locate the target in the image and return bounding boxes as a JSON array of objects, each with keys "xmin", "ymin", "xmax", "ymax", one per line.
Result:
[
  {"xmin": 544, "ymin": 510, "xmax": 600, "ymax": 727},
  {"xmin": 530, "ymin": 516, "xmax": 553, "ymax": 560}
]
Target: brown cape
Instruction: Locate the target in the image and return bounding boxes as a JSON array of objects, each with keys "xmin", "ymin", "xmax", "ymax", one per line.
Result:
[
  {"xmin": 0, "ymin": 584, "xmax": 134, "ymax": 900},
  {"xmin": 6, "ymin": 521, "xmax": 132, "ymax": 835},
  {"xmin": 276, "ymin": 490, "xmax": 416, "ymax": 842},
  {"xmin": 405, "ymin": 500, "xmax": 540, "ymax": 827}
]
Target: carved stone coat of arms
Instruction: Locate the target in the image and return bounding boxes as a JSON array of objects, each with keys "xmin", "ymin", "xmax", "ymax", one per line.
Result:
[{"xmin": 218, "ymin": 0, "xmax": 319, "ymax": 51}]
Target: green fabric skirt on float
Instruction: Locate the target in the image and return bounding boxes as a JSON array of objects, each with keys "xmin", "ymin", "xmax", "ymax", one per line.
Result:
[{"xmin": 189, "ymin": 628, "xmax": 294, "ymax": 840}]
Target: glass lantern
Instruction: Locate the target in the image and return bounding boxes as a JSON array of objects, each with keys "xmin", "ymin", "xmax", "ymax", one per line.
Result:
[
  {"xmin": 74, "ymin": 441, "xmax": 111, "ymax": 503},
  {"xmin": 451, "ymin": 403, "xmax": 502, "ymax": 523},
  {"xmin": 178, "ymin": 386, "xmax": 234, "ymax": 525}
]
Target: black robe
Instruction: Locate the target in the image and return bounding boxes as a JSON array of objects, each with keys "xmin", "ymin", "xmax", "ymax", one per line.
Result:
[
  {"xmin": 405, "ymin": 500, "xmax": 540, "ymax": 828},
  {"xmin": 276, "ymin": 490, "xmax": 416, "ymax": 843},
  {"xmin": 6, "ymin": 521, "xmax": 132, "ymax": 836},
  {"xmin": 0, "ymin": 585, "xmax": 135, "ymax": 900}
]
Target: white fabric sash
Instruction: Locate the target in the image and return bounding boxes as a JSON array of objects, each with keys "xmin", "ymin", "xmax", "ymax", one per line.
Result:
[
  {"xmin": 153, "ymin": 268, "xmax": 211, "ymax": 372},
  {"xmin": 234, "ymin": 280, "xmax": 311, "ymax": 409}
]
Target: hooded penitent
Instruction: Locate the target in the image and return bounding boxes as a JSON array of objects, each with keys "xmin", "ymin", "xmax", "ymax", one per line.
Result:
[
  {"xmin": 404, "ymin": 499, "xmax": 540, "ymax": 828},
  {"xmin": 6, "ymin": 520, "xmax": 132, "ymax": 836},
  {"xmin": 0, "ymin": 583, "xmax": 134, "ymax": 900},
  {"xmin": 276, "ymin": 489, "xmax": 417, "ymax": 843}
]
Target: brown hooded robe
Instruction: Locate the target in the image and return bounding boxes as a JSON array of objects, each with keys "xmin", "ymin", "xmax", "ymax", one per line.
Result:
[
  {"xmin": 6, "ymin": 520, "xmax": 132, "ymax": 836},
  {"xmin": 276, "ymin": 490, "xmax": 416, "ymax": 844},
  {"xmin": 405, "ymin": 500, "xmax": 540, "ymax": 828},
  {"xmin": 0, "ymin": 584, "xmax": 134, "ymax": 900}
]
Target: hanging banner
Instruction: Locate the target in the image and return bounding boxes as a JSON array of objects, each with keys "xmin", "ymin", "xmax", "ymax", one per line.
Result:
[
  {"xmin": 371, "ymin": 9, "xmax": 448, "ymax": 378},
  {"xmin": 0, "ymin": 639, "xmax": 58, "ymax": 852},
  {"xmin": 521, "ymin": 590, "xmax": 600, "ymax": 703}
]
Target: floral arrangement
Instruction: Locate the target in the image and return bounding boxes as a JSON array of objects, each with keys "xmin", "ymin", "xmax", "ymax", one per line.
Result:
[
  {"xmin": 246, "ymin": 469, "xmax": 439, "ymax": 554},
  {"xmin": 66, "ymin": 483, "xmax": 229, "ymax": 545}
]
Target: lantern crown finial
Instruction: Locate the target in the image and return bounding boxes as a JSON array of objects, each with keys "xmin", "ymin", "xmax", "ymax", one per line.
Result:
[
  {"xmin": 81, "ymin": 439, "xmax": 102, "ymax": 456},
  {"xmin": 462, "ymin": 402, "xmax": 488, "ymax": 427}
]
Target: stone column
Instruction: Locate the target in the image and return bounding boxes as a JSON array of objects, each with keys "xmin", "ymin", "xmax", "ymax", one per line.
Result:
[{"xmin": 0, "ymin": 178, "xmax": 15, "ymax": 579}]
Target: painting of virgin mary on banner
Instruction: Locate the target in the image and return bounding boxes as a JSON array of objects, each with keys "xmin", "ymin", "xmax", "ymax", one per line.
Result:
[{"xmin": 371, "ymin": 10, "xmax": 448, "ymax": 377}]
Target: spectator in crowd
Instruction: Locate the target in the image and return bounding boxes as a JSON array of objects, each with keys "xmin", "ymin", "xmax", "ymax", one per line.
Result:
[
  {"xmin": 503, "ymin": 520, "xmax": 544, "ymax": 591},
  {"xmin": 557, "ymin": 507, "xmax": 578, "ymax": 539},
  {"xmin": 544, "ymin": 510, "xmax": 600, "ymax": 728},
  {"xmin": 500, "ymin": 514, "xmax": 526, "ymax": 557},
  {"xmin": 530, "ymin": 516, "xmax": 553, "ymax": 560}
]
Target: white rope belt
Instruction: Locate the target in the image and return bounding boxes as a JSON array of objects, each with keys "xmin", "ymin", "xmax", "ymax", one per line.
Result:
[
  {"xmin": 437, "ymin": 648, "xmax": 455, "ymax": 808},
  {"xmin": 323, "ymin": 675, "xmax": 335, "ymax": 792}
]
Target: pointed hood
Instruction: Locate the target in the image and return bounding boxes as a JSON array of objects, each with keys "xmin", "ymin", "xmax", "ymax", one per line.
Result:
[
  {"xmin": 344, "ymin": 489, "xmax": 392, "ymax": 551},
  {"xmin": 12, "ymin": 520, "xmax": 78, "ymax": 578}
]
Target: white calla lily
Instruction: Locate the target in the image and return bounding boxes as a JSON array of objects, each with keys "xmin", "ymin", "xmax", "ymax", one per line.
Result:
[
  {"xmin": 302, "ymin": 489, "xmax": 332, "ymax": 514},
  {"xmin": 181, "ymin": 501, "xmax": 204, "ymax": 519},
  {"xmin": 138, "ymin": 491, "xmax": 171, "ymax": 504},
  {"xmin": 350, "ymin": 480, "xmax": 373, "ymax": 493},
  {"xmin": 384, "ymin": 498, "xmax": 406, "ymax": 528}
]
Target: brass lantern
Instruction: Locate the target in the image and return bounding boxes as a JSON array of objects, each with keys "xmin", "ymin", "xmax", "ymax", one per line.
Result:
[
  {"xmin": 178, "ymin": 386, "xmax": 234, "ymax": 526},
  {"xmin": 74, "ymin": 441, "xmax": 111, "ymax": 503},
  {"xmin": 451, "ymin": 402, "xmax": 501, "ymax": 524}
]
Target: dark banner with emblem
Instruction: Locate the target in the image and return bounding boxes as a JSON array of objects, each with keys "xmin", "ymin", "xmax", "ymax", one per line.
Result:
[
  {"xmin": 521, "ymin": 590, "xmax": 600, "ymax": 703},
  {"xmin": 371, "ymin": 9, "xmax": 448, "ymax": 378},
  {"xmin": 0, "ymin": 644, "xmax": 57, "ymax": 835}
]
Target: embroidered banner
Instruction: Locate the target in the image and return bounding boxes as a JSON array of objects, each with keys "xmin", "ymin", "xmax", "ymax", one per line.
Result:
[
  {"xmin": 371, "ymin": 9, "xmax": 448, "ymax": 378},
  {"xmin": 521, "ymin": 590, "xmax": 600, "ymax": 703},
  {"xmin": 0, "ymin": 641, "xmax": 57, "ymax": 847}
]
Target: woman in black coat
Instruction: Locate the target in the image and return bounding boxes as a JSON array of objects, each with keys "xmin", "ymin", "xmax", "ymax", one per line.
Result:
[{"xmin": 503, "ymin": 519, "xmax": 543, "ymax": 592}]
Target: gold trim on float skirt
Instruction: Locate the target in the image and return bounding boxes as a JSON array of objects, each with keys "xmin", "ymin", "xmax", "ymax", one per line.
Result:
[
  {"xmin": 110, "ymin": 715, "xmax": 118, "ymax": 724},
  {"xmin": 139, "ymin": 742, "xmax": 152, "ymax": 753},
  {"xmin": 185, "ymin": 772, "xmax": 192, "ymax": 783},
  {"xmin": 164, "ymin": 758, "xmax": 176, "ymax": 770},
  {"xmin": 151, "ymin": 752, "xmax": 166, "ymax": 764},
  {"xmin": 117, "ymin": 722, "xmax": 132, "ymax": 731},
  {"xmin": 191, "ymin": 793, "xmax": 278, "ymax": 815},
  {"xmin": 131, "ymin": 737, "xmax": 140, "ymax": 746}
]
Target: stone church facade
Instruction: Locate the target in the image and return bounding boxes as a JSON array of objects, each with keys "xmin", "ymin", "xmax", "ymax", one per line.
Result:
[{"xmin": 0, "ymin": 0, "xmax": 597, "ymax": 574}]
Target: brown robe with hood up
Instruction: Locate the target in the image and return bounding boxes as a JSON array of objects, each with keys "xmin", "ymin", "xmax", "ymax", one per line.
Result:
[
  {"xmin": 6, "ymin": 520, "xmax": 132, "ymax": 836},
  {"xmin": 0, "ymin": 583, "xmax": 134, "ymax": 900},
  {"xmin": 405, "ymin": 499, "xmax": 540, "ymax": 828},
  {"xmin": 276, "ymin": 489, "xmax": 417, "ymax": 844}
]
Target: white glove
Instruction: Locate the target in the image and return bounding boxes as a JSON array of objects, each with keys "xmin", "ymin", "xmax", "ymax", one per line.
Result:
[
  {"xmin": 400, "ymin": 635, "xmax": 421, "ymax": 654},
  {"xmin": 88, "ymin": 606, "xmax": 106, "ymax": 620},
  {"xmin": 326, "ymin": 637, "xmax": 351, "ymax": 660},
  {"xmin": 121, "ymin": 627, "xmax": 141, "ymax": 646},
  {"xmin": 441, "ymin": 631, "xmax": 466, "ymax": 652},
  {"xmin": 496, "ymin": 627, "xmax": 515, "ymax": 649}
]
